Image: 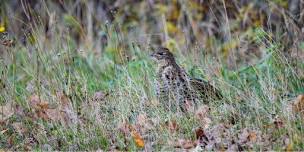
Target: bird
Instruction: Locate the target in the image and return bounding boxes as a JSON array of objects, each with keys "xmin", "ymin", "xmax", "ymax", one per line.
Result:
[{"xmin": 150, "ymin": 47, "xmax": 222, "ymax": 112}]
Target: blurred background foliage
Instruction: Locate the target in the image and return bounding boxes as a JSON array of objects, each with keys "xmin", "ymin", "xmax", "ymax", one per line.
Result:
[{"xmin": 0, "ymin": 0, "xmax": 303, "ymax": 66}]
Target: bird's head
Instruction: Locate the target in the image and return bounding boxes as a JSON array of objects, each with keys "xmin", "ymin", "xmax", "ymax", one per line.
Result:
[{"xmin": 150, "ymin": 47, "xmax": 176, "ymax": 66}]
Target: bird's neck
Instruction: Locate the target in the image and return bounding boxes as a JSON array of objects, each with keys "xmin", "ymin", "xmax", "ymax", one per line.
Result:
[{"xmin": 157, "ymin": 59, "xmax": 180, "ymax": 74}]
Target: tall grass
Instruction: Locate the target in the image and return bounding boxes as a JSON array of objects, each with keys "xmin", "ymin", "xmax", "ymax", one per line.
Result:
[{"xmin": 0, "ymin": 0, "xmax": 303, "ymax": 150}]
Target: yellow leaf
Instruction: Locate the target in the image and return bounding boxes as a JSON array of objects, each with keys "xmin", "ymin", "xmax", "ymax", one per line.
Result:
[
  {"xmin": 131, "ymin": 130, "xmax": 145, "ymax": 148},
  {"xmin": 221, "ymin": 40, "xmax": 239, "ymax": 59},
  {"xmin": 286, "ymin": 141, "xmax": 293, "ymax": 152},
  {"xmin": 155, "ymin": 4, "xmax": 168, "ymax": 14},
  {"xmin": 166, "ymin": 22, "xmax": 178, "ymax": 34},
  {"xmin": 0, "ymin": 26, "xmax": 5, "ymax": 33},
  {"xmin": 164, "ymin": 39, "xmax": 177, "ymax": 52}
]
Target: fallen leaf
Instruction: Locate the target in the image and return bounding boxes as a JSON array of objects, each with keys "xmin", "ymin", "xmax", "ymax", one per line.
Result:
[
  {"xmin": 292, "ymin": 94, "xmax": 304, "ymax": 116},
  {"xmin": 0, "ymin": 129, "xmax": 9, "ymax": 134},
  {"xmin": 45, "ymin": 108, "xmax": 61, "ymax": 122},
  {"xmin": 284, "ymin": 137, "xmax": 293, "ymax": 152},
  {"xmin": 185, "ymin": 99, "xmax": 195, "ymax": 112},
  {"xmin": 29, "ymin": 95, "xmax": 51, "ymax": 121},
  {"xmin": 195, "ymin": 127, "xmax": 209, "ymax": 149},
  {"xmin": 150, "ymin": 99, "xmax": 160, "ymax": 106},
  {"xmin": 273, "ymin": 116, "xmax": 284, "ymax": 128},
  {"xmin": 29, "ymin": 95, "xmax": 41, "ymax": 109},
  {"xmin": 238, "ymin": 128, "xmax": 260, "ymax": 149},
  {"xmin": 0, "ymin": 102, "xmax": 14, "ymax": 122},
  {"xmin": 248, "ymin": 132, "xmax": 257, "ymax": 142},
  {"xmin": 286, "ymin": 142, "xmax": 293, "ymax": 152},
  {"xmin": 136, "ymin": 113, "xmax": 147, "ymax": 127},
  {"xmin": 131, "ymin": 129, "xmax": 145, "ymax": 148},
  {"xmin": 167, "ymin": 119, "xmax": 179, "ymax": 133},
  {"xmin": 172, "ymin": 139, "xmax": 197, "ymax": 149},
  {"xmin": 118, "ymin": 120, "xmax": 131, "ymax": 136},
  {"xmin": 195, "ymin": 127, "xmax": 206, "ymax": 140},
  {"xmin": 93, "ymin": 91, "xmax": 107, "ymax": 101},
  {"xmin": 57, "ymin": 92, "xmax": 70, "ymax": 107},
  {"xmin": 195, "ymin": 105, "xmax": 212, "ymax": 129},
  {"xmin": 37, "ymin": 101, "xmax": 49, "ymax": 110},
  {"xmin": 12, "ymin": 122, "xmax": 28, "ymax": 135},
  {"xmin": 57, "ymin": 92, "xmax": 78, "ymax": 126}
]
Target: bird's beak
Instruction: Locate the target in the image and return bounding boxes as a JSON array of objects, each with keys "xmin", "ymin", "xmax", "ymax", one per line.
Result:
[{"xmin": 150, "ymin": 52, "xmax": 157, "ymax": 61}]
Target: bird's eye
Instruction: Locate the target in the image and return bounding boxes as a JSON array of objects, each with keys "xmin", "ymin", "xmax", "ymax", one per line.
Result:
[{"xmin": 157, "ymin": 52, "xmax": 165, "ymax": 55}]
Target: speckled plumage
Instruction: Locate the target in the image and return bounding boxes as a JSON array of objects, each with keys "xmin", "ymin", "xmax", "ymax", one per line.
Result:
[{"xmin": 151, "ymin": 47, "xmax": 222, "ymax": 112}]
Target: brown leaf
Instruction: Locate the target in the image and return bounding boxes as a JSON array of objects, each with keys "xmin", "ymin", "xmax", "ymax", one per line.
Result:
[
  {"xmin": 117, "ymin": 120, "xmax": 131, "ymax": 136},
  {"xmin": 195, "ymin": 105, "xmax": 212, "ymax": 129},
  {"xmin": 195, "ymin": 127, "xmax": 209, "ymax": 149},
  {"xmin": 36, "ymin": 110, "xmax": 49, "ymax": 121},
  {"xmin": 292, "ymin": 94, "xmax": 304, "ymax": 116},
  {"xmin": 56, "ymin": 92, "xmax": 78, "ymax": 126},
  {"xmin": 172, "ymin": 139, "xmax": 197, "ymax": 150},
  {"xmin": 93, "ymin": 91, "xmax": 107, "ymax": 101},
  {"xmin": 45, "ymin": 108, "xmax": 62, "ymax": 122},
  {"xmin": 12, "ymin": 122, "xmax": 28, "ymax": 135},
  {"xmin": 185, "ymin": 99, "xmax": 195, "ymax": 112},
  {"xmin": 29, "ymin": 95, "xmax": 41, "ymax": 109},
  {"xmin": 238, "ymin": 128, "xmax": 259, "ymax": 145},
  {"xmin": 273, "ymin": 116, "xmax": 284, "ymax": 129},
  {"xmin": 29, "ymin": 95, "xmax": 51, "ymax": 120},
  {"xmin": 136, "ymin": 113, "xmax": 147, "ymax": 127},
  {"xmin": 56, "ymin": 92, "xmax": 70, "ymax": 107},
  {"xmin": 195, "ymin": 127, "xmax": 206, "ymax": 140},
  {"xmin": 37, "ymin": 101, "xmax": 49, "ymax": 110},
  {"xmin": 167, "ymin": 119, "xmax": 179, "ymax": 133},
  {"xmin": 248, "ymin": 132, "xmax": 257, "ymax": 142}
]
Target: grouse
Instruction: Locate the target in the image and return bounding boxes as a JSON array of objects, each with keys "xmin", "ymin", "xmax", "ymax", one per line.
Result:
[{"xmin": 150, "ymin": 47, "xmax": 222, "ymax": 112}]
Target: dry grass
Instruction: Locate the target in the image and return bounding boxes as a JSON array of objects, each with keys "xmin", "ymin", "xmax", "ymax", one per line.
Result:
[{"xmin": 0, "ymin": 0, "xmax": 304, "ymax": 151}]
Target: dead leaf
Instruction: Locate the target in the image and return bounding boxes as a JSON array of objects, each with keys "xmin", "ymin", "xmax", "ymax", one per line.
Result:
[
  {"xmin": 150, "ymin": 99, "xmax": 160, "ymax": 107},
  {"xmin": 273, "ymin": 116, "xmax": 284, "ymax": 128},
  {"xmin": 0, "ymin": 129, "xmax": 9, "ymax": 134},
  {"xmin": 172, "ymin": 139, "xmax": 197, "ymax": 150},
  {"xmin": 238, "ymin": 128, "xmax": 260, "ymax": 148},
  {"xmin": 130, "ymin": 128, "xmax": 145, "ymax": 148},
  {"xmin": 166, "ymin": 119, "xmax": 179, "ymax": 133},
  {"xmin": 57, "ymin": 92, "xmax": 78, "ymax": 126},
  {"xmin": 93, "ymin": 91, "xmax": 107, "ymax": 101},
  {"xmin": 185, "ymin": 99, "xmax": 195, "ymax": 112},
  {"xmin": 0, "ymin": 102, "xmax": 14, "ymax": 122},
  {"xmin": 248, "ymin": 132, "xmax": 257, "ymax": 142},
  {"xmin": 29, "ymin": 95, "xmax": 51, "ymax": 121},
  {"xmin": 118, "ymin": 120, "xmax": 131, "ymax": 136},
  {"xmin": 29, "ymin": 95, "xmax": 41, "ymax": 109},
  {"xmin": 286, "ymin": 142, "xmax": 293, "ymax": 152},
  {"xmin": 195, "ymin": 127, "xmax": 206, "ymax": 140},
  {"xmin": 57, "ymin": 92, "xmax": 70, "ymax": 107},
  {"xmin": 45, "ymin": 108, "xmax": 62, "ymax": 122},
  {"xmin": 12, "ymin": 122, "xmax": 28, "ymax": 135},
  {"xmin": 292, "ymin": 94, "xmax": 304, "ymax": 116},
  {"xmin": 195, "ymin": 127, "xmax": 209, "ymax": 149},
  {"xmin": 195, "ymin": 105, "xmax": 212, "ymax": 129},
  {"xmin": 285, "ymin": 137, "xmax": 293, "ymax": 152},
  {"xmin": 136, "ymin": 113, "xmax": 147, "ymax": 127},
  {"xmin": 37, "ymin": 101, "xmax": 49, "ymax": 110}
]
